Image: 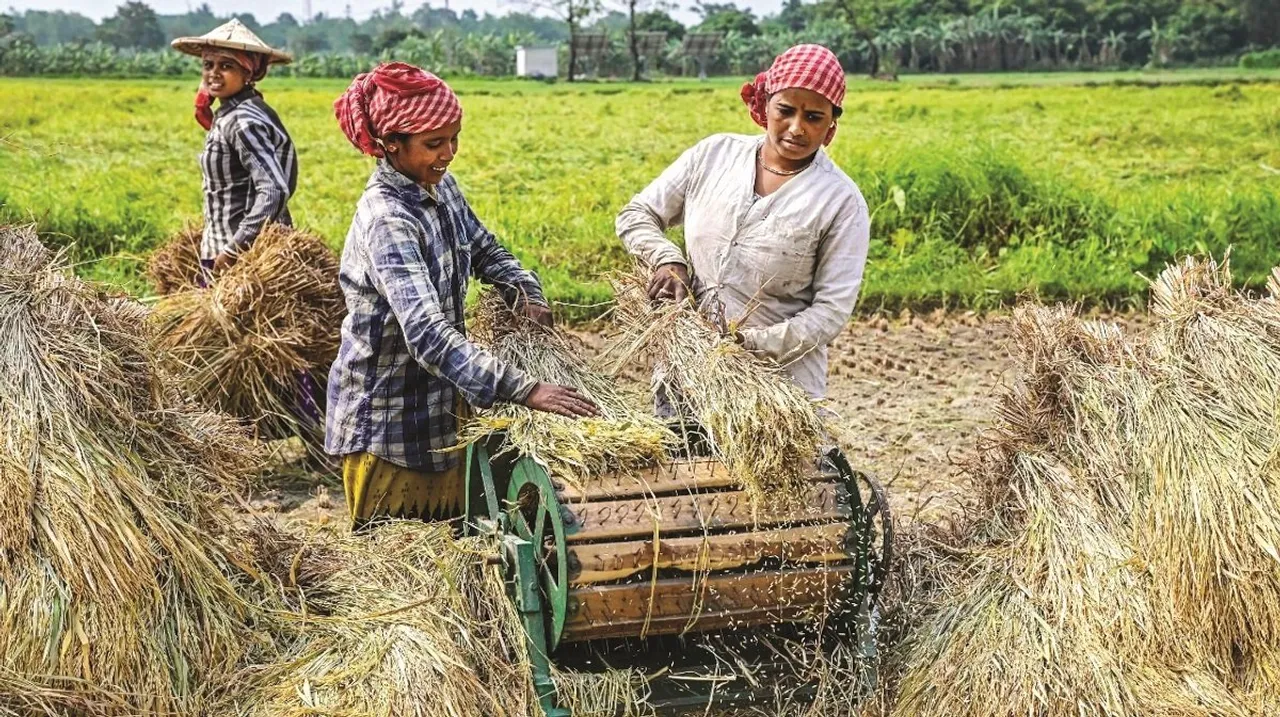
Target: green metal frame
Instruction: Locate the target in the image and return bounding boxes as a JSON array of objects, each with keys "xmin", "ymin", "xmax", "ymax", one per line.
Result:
[{"xmin": 466, "ymin": 443, "xmax": 570, "ymax": 717}]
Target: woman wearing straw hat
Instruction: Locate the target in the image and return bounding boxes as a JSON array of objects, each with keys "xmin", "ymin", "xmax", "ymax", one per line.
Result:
[
  {"xmin": 328, "ymin": 62, "xmax": 598, "ymax": 529},
  {"xmin": 617, "ymin": 44, "xmax": 869, "ymax": 406},
  {"xmin": 172, "ymin": 19, "xmax": 297, "ymax": 276}
]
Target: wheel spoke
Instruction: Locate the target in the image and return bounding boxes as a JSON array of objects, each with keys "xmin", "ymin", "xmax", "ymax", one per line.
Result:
[
  {"xmin": 513, "ymin": 510, "xmax": 531, "ymax": 539},
  {"xmin": 534, "ymin": 504, "xmax": 547, "ymax": 544}
]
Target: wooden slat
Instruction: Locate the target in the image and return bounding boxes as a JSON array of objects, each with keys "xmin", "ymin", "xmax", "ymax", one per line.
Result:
[
  {"xmin": 556, "ymin": 460, "xmax": 735, "ymax": 502},
  {"xmin": 556, "ymin": 459, "xmax": 833, "ymax": 502},
  {"xmin": 566, "ymin": 523, "xmax": 852, "ymax": 585},
  {"xmin": 562, "ymin": 565, "xmax": 857, "ymax": 642},
  {"xmin": 563, "ymin": 482, "xmax": 847, "ymax": 544}
]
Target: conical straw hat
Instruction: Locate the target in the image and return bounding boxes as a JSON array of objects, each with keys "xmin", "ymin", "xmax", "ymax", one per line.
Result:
[{"xmin": 171, "ymin": 19, "xmax": 292, "ymax": 65}]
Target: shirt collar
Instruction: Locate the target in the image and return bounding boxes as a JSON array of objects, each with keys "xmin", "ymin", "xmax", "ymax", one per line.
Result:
[
  {"xmin": 371, "ymin": 159, "xmax": 437, "ymax": 205},
  {"xmin": 216, "ymin": 86, "xmax": 259, "ymax": 116}
]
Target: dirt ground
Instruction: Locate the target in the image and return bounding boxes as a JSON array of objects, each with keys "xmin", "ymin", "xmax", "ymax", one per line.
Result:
[{"xmin": 253, "ymin": 310, "xmax": 1020, "ymax": 531}]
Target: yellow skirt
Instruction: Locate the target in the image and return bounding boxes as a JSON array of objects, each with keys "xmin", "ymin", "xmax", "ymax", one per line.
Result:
[{"xmin": 342, "ymin": 452, "xmax": 466, "ymax": 527}]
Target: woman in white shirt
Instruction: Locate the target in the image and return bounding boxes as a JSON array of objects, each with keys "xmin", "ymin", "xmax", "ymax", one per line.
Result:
[{"xmin": 616, "ymin": 44, "xmax": 870, "ymax": 401}]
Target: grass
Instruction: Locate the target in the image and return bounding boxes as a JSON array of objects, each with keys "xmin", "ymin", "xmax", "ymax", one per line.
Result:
[{"xmin": 1, "ymin": 69, "xmax": 1278, "ymax": 318}]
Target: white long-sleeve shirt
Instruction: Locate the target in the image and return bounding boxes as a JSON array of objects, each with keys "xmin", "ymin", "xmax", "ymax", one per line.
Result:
[{"xmin": 616, "ymin": 133, "xmax": 870, "ymax": 399}]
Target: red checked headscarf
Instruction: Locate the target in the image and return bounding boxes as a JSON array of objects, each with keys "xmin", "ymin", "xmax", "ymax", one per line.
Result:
[
  {"xmin": 333, "ymin": 62, "xmax": 463, "ymax": 158},
  {"xmin": 194, "ymin": 49, "xmax": 270, "ymax": 130},
  {"xmin": 740, "ymin": 44, "xmax": 847, "ymax": 146}
]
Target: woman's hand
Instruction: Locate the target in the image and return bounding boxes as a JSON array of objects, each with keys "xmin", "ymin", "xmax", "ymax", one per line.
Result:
[
  {"xmin": 518, "ymin": 301, "xmax": 554, "ymax": 328},
  {"xmin": 212, "ymin": 252, "xmax": 239, "ymax": 273},
  {"xmin": 648, "ymin": 263, "xmax": 691, "ymax": 303},
  {"xmin": 523, "ymin": 383, "xmax": 599, "ymax": 419}
]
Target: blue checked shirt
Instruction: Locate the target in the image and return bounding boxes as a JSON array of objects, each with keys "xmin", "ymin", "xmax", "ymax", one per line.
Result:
[{"xmin": 325, "ymin": 161, "xmax": 543, "ymax": 470}]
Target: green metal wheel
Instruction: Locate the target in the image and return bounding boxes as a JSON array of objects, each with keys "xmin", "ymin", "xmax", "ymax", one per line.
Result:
[{"xmin": 504, "ymin": 457, "xmax": 569, "ymax": 651}]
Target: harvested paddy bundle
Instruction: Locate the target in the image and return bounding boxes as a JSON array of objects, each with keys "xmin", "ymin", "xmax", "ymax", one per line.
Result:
[
  {"xmin": 463, "ymin": 290, "xmax": 676, "ymax": 487},
  {"xmin": 891, "ymin": 303, "xmax": 1245, "ymax": 717},
  {"xmin": 242, "ymin": 520, "xmax": 647, "ymax": 717},
  {"xmin": 146, "ymin": 223, "xmax": 204, "ymax": 294},
  {"xmin": 605, "ymin": 268, "xmax": 827, "ymax": 505},
  {"xmin": 152, "ymin": 223, "xmax": 343, "ymax": 447},
  {"xmin": 1137, "ymin": 257, "xmax": 1280, "ymax": 673},
  {"xmin": 0, "ymin": 225, "xmax": 273, "ymax": 714}
]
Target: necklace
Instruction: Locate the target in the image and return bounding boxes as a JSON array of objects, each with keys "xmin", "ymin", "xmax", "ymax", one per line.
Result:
[{"xmin": 757, "ymin": 145, "xmax": 812, "ymax": 177}]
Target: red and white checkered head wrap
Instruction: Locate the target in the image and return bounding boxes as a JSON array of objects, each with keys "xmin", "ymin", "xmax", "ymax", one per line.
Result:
[
  {"xmin": 740, "ymin": 44, "xmax": 846, "ymax": 146},
  {"xmin": 334, "ymin": 62, "xmax": 463, "ymax": 158}
]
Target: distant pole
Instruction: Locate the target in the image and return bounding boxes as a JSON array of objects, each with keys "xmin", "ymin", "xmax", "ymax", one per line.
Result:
[{"xmin": 304, "ymin": 0, "xmax": 313, "ymax": 22}]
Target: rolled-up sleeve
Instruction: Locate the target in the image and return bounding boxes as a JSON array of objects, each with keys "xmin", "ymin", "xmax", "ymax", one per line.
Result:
[
  {"xmin": 738, "ymin": 194, "xmax": 870, "ymax": 364},
  {"xmin": 368, "ymin": 212, "xmax": 536, "ymax": 407},
  {"xmin": 616, "ymin": 144, "xmax": 698, "ymax": 268}
]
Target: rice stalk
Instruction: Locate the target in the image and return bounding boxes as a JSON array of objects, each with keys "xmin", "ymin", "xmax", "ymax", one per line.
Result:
[
  {"xmin": 603, "ymin": 267, "xmax": 827, "ymax": 505},
  {"xmin": 151, "ymin": 223, "xmax": 343, "ymax": 448},
  {"xmin": 463, "ymin": 290, "xmax": 677, "ymax": 487},
  {"xmin": 0, "ymin": 225, "xmax": 277, "ymax": 714},
  {"xmin": 552, "ymin": 667, "xmax": 652, "ymax": 716},
  {"xmin": 240, "ymin": 522, "xmax": 543, "ymax": 716},
  {"xmin": 146, "ymin": 223, "xmax": 204, "ymax": 295},
  {"xmin": 890, "ymin": 301, "xmax": 1250, "ymax": 716},
  {"xmin": 1136, "ymin": 256, "xmax": 1280, "ymax": 667}
]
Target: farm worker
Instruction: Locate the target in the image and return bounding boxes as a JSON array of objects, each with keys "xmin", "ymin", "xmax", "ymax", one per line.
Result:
[
  {"xmin": 171, "ymin": 19, "xmax": 297, "ymax": 276},
  {"xmin": 617, "ymin": 44, "xmax": 869, "ymax": 404},
  {"xmin": 327, "ymin": 62, "xmax": 598, "ymax": 529}
]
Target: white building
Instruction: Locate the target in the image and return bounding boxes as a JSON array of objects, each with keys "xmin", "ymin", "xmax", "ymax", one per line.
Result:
[{"xmin": 516, "ymin": 46, "xmax": 559, "ymax": 79}]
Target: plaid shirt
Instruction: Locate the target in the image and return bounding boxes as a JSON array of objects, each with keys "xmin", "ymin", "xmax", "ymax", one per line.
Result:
[
  {"xmin": 325, "ymin": 161, "xmax": 542, "ymax": 470},
  {"xmin": 200, "ymin": 87, "xmax": 298, "ymax": 260}
]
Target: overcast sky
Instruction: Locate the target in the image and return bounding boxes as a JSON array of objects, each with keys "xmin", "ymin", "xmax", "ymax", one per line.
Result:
[{"xmin": 3, "ymin": 0, "xmax": 785, "ymax": 26}]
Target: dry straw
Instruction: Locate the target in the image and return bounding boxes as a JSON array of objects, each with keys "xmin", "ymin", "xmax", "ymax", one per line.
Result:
[
  {"xmin": 889, "ymin": 257, "xmax": 1280, "ymax": 716},
  {"xmin": 146, "ymin": 222, "xmax": 204, "ymax": 294},
  {"xmin": 463, "ymin": 289, "xmax": 676, "ymax": 487},
  {"xmin": 238, "ymin": 520, "xmax": 649, "ymax": 717},
  {"xmin": 0, "ymin": 225, "xmax": 274, "ymax": 714},
  {"xmin": 1140, "ymin": 257, "xmax": 1280, "ymax": 683},
  {"xmin": 604, "ymin": 267, "xmax": 827, "ymax": 505},
  {"xmin": 151, "ymin": 223, "xmax": 343, "ymax": 448},
  {"xmin": 1, "ymin": 226, "xmax": 653, "ymax": 716}
]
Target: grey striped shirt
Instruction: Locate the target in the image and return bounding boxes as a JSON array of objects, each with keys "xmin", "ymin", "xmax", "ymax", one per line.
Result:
[{"xmin": 199, "ymin": 87, "xmax": 298, "ymax": 260}]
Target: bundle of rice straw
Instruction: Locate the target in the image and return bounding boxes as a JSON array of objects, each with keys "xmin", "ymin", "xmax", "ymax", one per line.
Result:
[
  {"xmin": 0, "ymin": 225, "xmax": 275, "ymax": 714},
  {"xmin": 604, "ymin": 267, "xmax": 827, "ymax": 505},
  {"xmin": 1139, "ymin": 257, "xmax": 1280, "ymax": 690},
  {"xmin": 889, "ymin": 258, "xmax": 1280, "ymax": 716},
  {"xmin": 146, "ymin": 223, "xmax": 203, "ymax": 294},
  {"xmin": 463, "ymin": 289, "xmax": 676, "ymax": 488},
  {"xmin": 238, "ymin": 520, "xmax": 649, "ymax": 717},
  {"xmin": 151, "ymin": 223, "xmax": 343, "ymax": 447}
]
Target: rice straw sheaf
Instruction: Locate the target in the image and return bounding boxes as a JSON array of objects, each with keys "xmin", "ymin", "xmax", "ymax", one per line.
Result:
[
  {"xmin": 1138, "ymin": 257, "xmax": 1280, "ymax": 673},
  {"xmin": 890, "ymin": 301, "xmax": 1249, "ymax": 717},
  {"xmin": 239, "ymin": 520, "xmax": 649, "ymax": 717},
  {"xmin": 0, "ymin": 225, "xmax": 275, "ymax": 715},
  {"xmin": 463, "ymin": 289, "xmax": 676, "ymax": 488},
  {"xmin": 146, "ymin": 223, "xmax": 203, "ymax": 294},
  {"xmin": 151, "ymin": 223, "xmax": 343, "ymax": 448},
  {"xmin": 604, "ymin": 267, "xmax": 827, "ymax": 506}
]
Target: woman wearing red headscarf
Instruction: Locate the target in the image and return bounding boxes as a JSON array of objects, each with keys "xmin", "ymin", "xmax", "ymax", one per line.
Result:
[
  {"xmin": 617, "ymin": 44, "xmax": 869, "ymax": 405},
  {"xmin": 327, "ymin": 62, "xmax": 597, "ymax": 528},
  {"xmin": 171, "ymin": 20, "xmax": 297, "ymax": 275}
]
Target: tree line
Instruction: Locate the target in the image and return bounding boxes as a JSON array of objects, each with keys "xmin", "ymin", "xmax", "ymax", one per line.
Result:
[{"xmin": 0, "ymin": 0, "xmax": 1277, "ymax": 79}]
